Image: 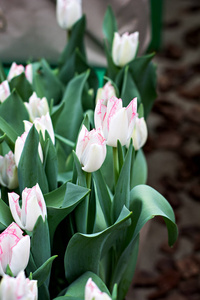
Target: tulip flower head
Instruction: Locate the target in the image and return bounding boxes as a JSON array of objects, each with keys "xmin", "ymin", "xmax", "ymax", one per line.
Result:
[
  {"xmin": 112, "ymin": 31, "xmax": 139, "ymax": 67},
  {"xmin": 14, "ymin": 131, "xmax": 43, "ymax": 167},
  {"xmin": 0, "ymin": 271, "xmax": 38, "ymax": 300},
  {"xmin": 0, "ymin": 80, "xmax": 10, "ymax": 103},
  {"xmin": 25, "ymin": 63, "xmax": 33, "ymax": 84},
  {"xmin": 8, "ymin": 183, "xmax": 47, "ymax": 232},
  {"xmin": 96, "ymin": 81, "xmax": 116, "ymax": 104},
  {"xmin": 25, "ymin": 92, "xmax": 49, "ymax": 122},
  {"xmin": 7, "ymin": 62, "xmax": 25, "ymax": 82},
  {"xmin": 0, "ymin": 151, "xmax": 18, "ymax": 189},
  {"xmin": 76, "ymin": 125, "xmax": 106, "ymax": 173},
  {"xmin": 95, "ymin": 96, "xmax": 137, "ymax": 147},
  {"xmin": 0, "ymin": 223, "xmax": 30, "ymax": 276},
  {"xmin": 24, "ymin": 112, "xmax": 55, "ymax": 145},
  {"xmin": 56, "ymin": 0, "xmax": 82, "ymax": 30},
  {"xmin": 85, "ymin": 278, "xmax": 111, "ymax": 300},
  {"xmin": 128, "ymin": 115, "xmax": 148, "ymax": 150}
]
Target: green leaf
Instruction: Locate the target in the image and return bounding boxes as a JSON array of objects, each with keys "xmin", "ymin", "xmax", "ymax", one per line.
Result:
[
  {"xmin": 47, "ymin": 182, "xmax": 90, "ymax": 242},
  {"xmin": 55, "ymin": 134, "xmax": 75, "ymax": 149},
  {"xmin": 130, "ymin": 149, "xmax": 147, "ymax": 189},
  {"xmin": 32, "ymin": 59, "xmax": 63, "ymax": 105},
  {"xmin": 110, "ymin": 235, "xmax": 139, "ymax": 300},
  {"xmin": 100, "ymin": 145, "xmax": 114, "ymax": 192},
  {"xmin": 93, "ymin": 170, "xmax": 112, "ymax": 227},
  {"xmin": 51, "ymin": 101, "xmax": 65, "ymax": 129},
  {"xmin": 31, "ymin": 217, "xmax": 51, "ymax": 271},
  {"xmin": 9, "ymin": 73, "xmax": 33, "ymax": 101},
  {"xmin": 64, "ymin": 206, "xmax": 132, "ymax": 283},
  {"xmin": 103, "ymin": 6, "xmax": 118, "ymax": 50},
  {"xmin": 32, "ymin": 255, "xmax": 57, "ymax": 287},
  {"xmin": 45, "ymin": 182, "xmax": 67, "ymax": 208},
  {"xmin": 0, "ymin": 199, "xmax": 13, "ymax": 231},
  {"xmin": 129, "ymin": 53, "xmax": 157, "ymax": 118},
  {"xmin": 120, "ymin": 66, "xmax": 141, "ymax": 107},
  {"xmin": 17, "ymin": 126, "xmax": 49, "ymax": 194},
  {"xmin": 43, "ymin": 131, "xmax": 58, "ymax": 192},
  {"xmin": 0, "ymin": 117, "xmax": 18, "ymax": 151},
  {"xmin": 104, "ymin": 43, "xmax": 119, "ymax": 81},
  {"xmin": 129, "ymin": 185, "xmax": 178, "ymax": 246},
  {"xmin": 61, "ymin": 272, "xmax": 111, "ymax": 299},
  {"xmin": 59, "ymin": 16, "xmax": 86, "ymax": 67},
  {"xmin": 6, "ymin": 264, "xmax": 14, "ymax": 277},
  {"xmin": 0, "ymin": 90, "xmax": 29, "ymax": 135},
  {"xmin": 55, "ymin": 71, "xmax": 89, "ymax": 156},
  {"xmin": 112, "ymin": 144, "xmax": 133, "ymax": 221}
]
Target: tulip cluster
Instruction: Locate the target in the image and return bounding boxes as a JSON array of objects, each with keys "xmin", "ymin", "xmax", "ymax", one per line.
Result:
[{"xmin": 7, "ymin": 62, "xmax": 32, "ymax": 84}]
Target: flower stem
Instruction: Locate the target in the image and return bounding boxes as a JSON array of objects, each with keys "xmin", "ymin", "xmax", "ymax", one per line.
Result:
[
  {"xmin": 113, "ymin": 147, "xmax": 119, "ymax": 186},
  {"xmin": 86, "ymin": 172, "xmax": 92, "ymax": 190}
]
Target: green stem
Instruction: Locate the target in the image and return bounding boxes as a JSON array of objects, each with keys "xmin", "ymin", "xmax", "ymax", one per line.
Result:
[
  {"xmin": 113, "ymin": 147, "xmax": 119, "ymax": 187},
  {"xmin": 86, "ymin": 172, "xmax": 92, "ymax": 190}
]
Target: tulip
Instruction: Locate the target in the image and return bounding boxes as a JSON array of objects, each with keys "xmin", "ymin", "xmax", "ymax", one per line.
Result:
[
  {"xmin": 25, "ymin": 92, "xmax": 49, "ymax": 122},
  {"xmin": 96, "ymin": 81, "xmax": 116, "ymax": 104},
  {"xmin": 7, "ymin": 62, "xmax": 25, "ymax": 82},
  {"xmin": 85, "ymin": 278, "xmax": 111, "ymax": 300},
  {"xmin": 128, "ymin": 116, "xmax": 148, "ymax": 150},
  {"xmin": 14, "ymin": 131, "xmax": 43, "ymax": 167},
  {"xmin": 95, "ymin": 96, "xmax": 137, "ymax": 147},
  {"xmin": 0, "ymin": 151, "xmax": 18, "ymax": 189},
  {"xmin": 24, "ymin": 112, "xmax": 55, "ymax": 145},
  {"xmin": 0, "ymin": 271, "xmax": 38, "ymax": 300},
  {"xmin": 112, "ymin": 32, "xmax": 139, "ymax": 67},
  {"xmin": 8, "ymin": 183, "xmax": 47, "ymax": 232},
  {"xmin": 0, "ymin": 223, "xmax": 30, "ymax": 276},
  {"xmin": 56, "ymin": 0, "xmax": 82, "ymax": 30},
  {"xmin": 0, "ymin": 80, "xmax": 10, "ymax": 103},
  {"xmin": 25, "ymin": 63, "xmax": 33, "ymax": 84},
  {"xmin": 76, "ymin": 125, "xmax": 106, "ymax": 173}
]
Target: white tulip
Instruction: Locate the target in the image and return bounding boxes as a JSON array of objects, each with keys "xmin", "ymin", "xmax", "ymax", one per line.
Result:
[
  {"xmin": 112, "ymin": 32, "xmax": 139, "ymax": 67},
  {"xmin": 25, "ymin": 92, "xmax": 49, "ymax": 122},
  {"xmin": 56, "ymin": 0, "xmax": 82, "ymax": 29},
  {"xmin": 0, "ymin": 151, "xmax": 18, "ymax": 189}
]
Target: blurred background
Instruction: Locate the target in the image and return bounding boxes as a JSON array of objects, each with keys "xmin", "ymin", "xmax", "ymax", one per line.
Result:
[{"xmin": 128, "ymin": 1, "xmax": 200, "ymax": 299}]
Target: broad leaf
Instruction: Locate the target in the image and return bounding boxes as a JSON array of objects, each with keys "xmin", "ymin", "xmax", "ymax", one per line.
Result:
[
  {"xmin": 9, "ymin": 73, "xmax": 33, "ymax": 101},
  {"xmin": 0, "ymin": 199, "xmax": 13, "ymax": 231},
  {"xmin": 103, "ymin": 6, "xmax": 118, "ymax": 50},
  {"xmin": 0, "ymin": 90, "xmax": 29, "ymax": 135},
  {"xmin": 17, "ymin": 126, "xmax": 49, "ymax": 194}
]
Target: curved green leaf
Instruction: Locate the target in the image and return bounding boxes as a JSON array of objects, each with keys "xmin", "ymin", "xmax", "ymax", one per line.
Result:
[
  {"xmin": 0, "ymin": 199, "xmax": 13, "ymax": 231},
  {"xmin": 32, "ymin": 255, "xmax": 57, "ymax": 287},
  {"xmin": 64, "ymin": 206, "xmax": 132, "ymax": 283}
]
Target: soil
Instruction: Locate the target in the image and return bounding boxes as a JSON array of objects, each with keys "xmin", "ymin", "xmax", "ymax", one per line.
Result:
[{"xmin": 127, "ymin": 1, "xmax": 200, "ymax": 299}]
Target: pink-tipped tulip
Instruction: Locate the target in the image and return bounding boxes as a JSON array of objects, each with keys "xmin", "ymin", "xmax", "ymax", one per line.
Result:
[
  {"xmin": 14, "ymin": 131, "xmax": 43, "ymax": 167},
  {"xmin": 96, "ymin": 81, "xmax": 116, "ymax": 104},
  {"xmin": 76, "ymin": 125, "xmax": 106, "ymax": 173},
  {"xmin": 112, "ymin": 32, "xmax": 139, "ymax": 67},
  {"xmin": 0, "ymin": 223, "xmax": 30, "ymax": 276},
  {"xmin": 7, "ymin": 62, "xmax": 25, "ymax": 82},
  {"xmin": 0, "ymin": 80, "xmax": 10, "ymax": 103},
  {"xmin": 56, "ymin": 0, "xmax": 82, "ymax": 30},
  {"xmin": 0, "ymin": 271, "xmax": 38, "ymax": 300},
  {"xmin": 95, "ymin": 96, "xmax": 137, "ymax": 147},
  {"xmin": 0, "ymin": 151, "xmax": 18, "ymax": 189},
  {"xmin": 25, "ymin": 92, "xmax": 49, "ymax": 122},
  {"xmin": 85, "ymin": 278, "xmax": 111, "ymax": 300},
  {"xmin": 24, "ymin": 112, "xmax": 55, "ymax": 145},
  {"xmin": 128, "ymin": 116, "xmax": 148, "ymax": 150},
  {"xmin": 8, "ymin": 183, "xmax": 47, "ymax": 232}
]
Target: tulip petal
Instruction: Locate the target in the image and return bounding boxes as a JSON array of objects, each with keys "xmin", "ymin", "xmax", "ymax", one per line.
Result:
[
  {"xmin": 9, "ymin": 235, "xmax": 30, "ymax": 276},
  {"xmin": 82, "ymin": 143, "xmax": 106, "ymax": 173},
  {"xmin": 8, "ymin": 193, "xmax": 24, "ymax": 229}
]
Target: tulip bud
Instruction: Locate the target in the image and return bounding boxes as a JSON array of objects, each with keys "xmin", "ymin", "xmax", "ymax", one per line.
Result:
[
  {"xmin": 0, "ymin": 151, "xmax": 18, "ymax": 189},
  {"xmin": 0, "ymin": 271, "xmax": 38, "ymax": 300},
  {"xmin": 8, "ymin": 183, "xmax": 47, "ymax": 232},
  {"xmin": 112, "ymin": 32, "xmax": 139, "ymax": 67},
  {"xmin": 25, "ymin": 63, "xmax": 33, "ymax": 84},
  {"xmin": 14, "ymin": 131, "xmax": 43, "ymax": 167},
  {"xmin": 24, "ymin": 112, "xmax": 55, "ymax": 145},
  {"xmin": 7, "ymin": 62, "xmax": 25, "ymax": 82},
  {"xmin": 0, "ymin": 80, "xmax": 10, "ymax": 103},
  {"xmin": 96, "ymin": 82, "xmax": 116, "ymax": 104},
  {"xmin": 56, "ymin": 0, "xmax": 82, "ymax": 30},
  {"xmin": 25, "ymin": 92, "xmax": 49, "ymax": 122},
  {"xmin": 128, "ymin": 116, "xmax": 148, "ymax": 150},
  {"xmin": 0, "ymin": 223, "xmax": 30, "ymax": 276},
  {"xmin": 76, "ymin": 125, "xmax": 106, "ymax": 173},
  {"xmin": 85, "ymin": 278, "xmax": 111, "ymax": 300},
  {"xmin": 95, "ymin": 96, "xmax": 137, "ymax": 147}
]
